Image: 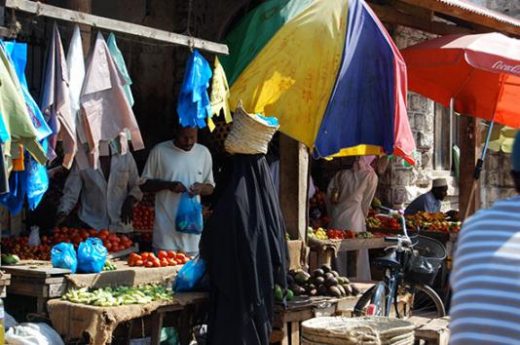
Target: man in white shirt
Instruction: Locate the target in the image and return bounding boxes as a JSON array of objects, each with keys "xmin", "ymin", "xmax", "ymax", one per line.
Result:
[
  {"xmin": 140, "ymin": 126, "xmax": 214, "ymax": 255},
  {"xmin": 57, "ymin": 145, "xmax": 143, "ymax": 233}
]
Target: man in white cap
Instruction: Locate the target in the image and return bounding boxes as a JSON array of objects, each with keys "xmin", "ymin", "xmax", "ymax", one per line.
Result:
[
  {"xmin": 449, "ymin": 132, "xmax": 520, "ymax": 345},
  {"xmin": 404, "ymin": 178, "xmax": 448, "ymax": 215}
]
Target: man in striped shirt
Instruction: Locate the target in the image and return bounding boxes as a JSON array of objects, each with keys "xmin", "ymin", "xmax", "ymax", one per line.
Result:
[{"xmin": 449, "ymin": 132, "xmax": 520, "ymax": 345}]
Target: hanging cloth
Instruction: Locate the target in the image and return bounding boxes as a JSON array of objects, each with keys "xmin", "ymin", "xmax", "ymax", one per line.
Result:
[
  {"xmin": 66, "ymin": 25, "xmax": 87, "ymax": 146},
  {"xmin": 4, "ymin": 41, "xmax": 52, "ymax": 210},
  {"xmin": 80, "ymin": 32, "xmax": 144, "ymax": 169},
  {"xmin": 208, "ymin": 57, "xmax": 232, "ymax": 132},
  {"xmin": 0, "ymin": 42, "xmax": 47, "ymax": 166},
  {"xmin": 107, "ymin": 33, "xmax": 134, "ymax": 107},
  {"xmin": 41, "ymin": 23, "xmax": 76, "ymax": 169},
  {"xmin": 177, "ymin": 49, "xmax": 213, "ymax": 128}
]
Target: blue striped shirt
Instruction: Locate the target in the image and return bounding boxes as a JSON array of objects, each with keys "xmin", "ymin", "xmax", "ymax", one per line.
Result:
[{"xmin": 449, "ymin": 195, "xmax": 520, "ymax": 345}]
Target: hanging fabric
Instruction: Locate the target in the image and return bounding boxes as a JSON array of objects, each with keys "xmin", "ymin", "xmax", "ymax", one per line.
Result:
[
  {"xmin": 177, "ymin": 49, "xmax": 213, "ymax": 128},
  {"xmin": 41, "ymin": 22, "xmax": 77, "ymax": 169},
  {"xmin": 208, "ymin": 57, "xmax": 231, "ymax": 132},
  {"xmin": 66, "ymin": 25, "xmax": 87, "ymax": 145},
  {"xmin": 80, "ymin": 32, "xmax": 144, "ymax": 169},
  {"xmin": 4, "ymin": 41, "xmax": 52, "ymax": 210},
  {"xmin": 0, "ymin": 42, "xmax": 47, "ymax": 166},
  {"xmin": 107, "ymin": 33, "xmax": 134, "ymax": 107}
]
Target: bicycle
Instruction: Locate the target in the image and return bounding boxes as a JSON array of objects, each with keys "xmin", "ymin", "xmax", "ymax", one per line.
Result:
[{"xmin": 353, "ymin": 208, "xmax": 446, "ymax": 318}]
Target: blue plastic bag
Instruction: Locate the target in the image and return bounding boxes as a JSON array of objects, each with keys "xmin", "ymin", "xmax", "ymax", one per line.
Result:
[
  {"xmin": 177, "ymin": 49, "xmax": 213, "ymax": 128},
  {"xmin": 176, "ymin": 193, "xmax": 203, "ymax": 234},
  {"xmin": 51, "ymin": 242, "xmax": 77, "ymax": 273},
  {"xmin": 77, "ymin": 238, "xmax": 108, "ymax": 273},
  {"xmin": 174, "ymin": 256, "xmax": 206, "ymax": 292}
]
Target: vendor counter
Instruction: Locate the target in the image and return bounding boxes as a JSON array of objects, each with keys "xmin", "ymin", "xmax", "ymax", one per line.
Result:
[{"xmin": 2, "ymin": 260, "xmax": 180, "ymax": 314}]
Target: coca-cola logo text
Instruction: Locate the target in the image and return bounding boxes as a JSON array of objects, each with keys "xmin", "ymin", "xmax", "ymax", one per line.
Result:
[{"xmin": 492, "ymin": 61, "xmax": 520, "ymax": 74}]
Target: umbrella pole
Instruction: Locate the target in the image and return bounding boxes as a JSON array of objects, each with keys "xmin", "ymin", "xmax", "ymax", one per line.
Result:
[{"xmin": 463, "ymin": 121, "xmax": 495, "ymax": 219}]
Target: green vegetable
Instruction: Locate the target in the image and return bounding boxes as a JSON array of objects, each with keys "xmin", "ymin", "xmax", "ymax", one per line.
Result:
[{"xmin": 63, "ymin": 284, "xmax": 173, "ymax": 307}]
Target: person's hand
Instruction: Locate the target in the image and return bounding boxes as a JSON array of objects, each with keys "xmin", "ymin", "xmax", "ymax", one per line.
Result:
[
  {"xmin": 189, "ymin": 183, "xmax": 202, "ymax": 197},
  {"xmin": 169, "ymin": 181, "xmax": 187, "ymax": 193},
  {"xmin": 121, "ymin": 197, "xmax": 136, "ymax": 224},
  {"xmin": 445, "ymin": 210, "xmax": 460, "ymax": 221},
  {"xmin": 56, "ymin": 212, "xmax": 68, "ymax": 227}
]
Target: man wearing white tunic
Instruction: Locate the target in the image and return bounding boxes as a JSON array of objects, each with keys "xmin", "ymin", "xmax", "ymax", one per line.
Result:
[{"xmin": 327, "ymin": 156, "xmax": 378, "ymax": 281}]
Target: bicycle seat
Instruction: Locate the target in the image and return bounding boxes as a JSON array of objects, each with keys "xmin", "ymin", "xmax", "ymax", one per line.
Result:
[{"xmin": 374, "ymin": 251, "xmax": 401, "ymax": 269}]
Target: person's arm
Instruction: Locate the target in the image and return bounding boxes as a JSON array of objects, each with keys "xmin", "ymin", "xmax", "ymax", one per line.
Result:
[
  {"xmin": 361, "ymin": 172, "xmax": 378, "ymax": 217},
  {"xmin": 56, "ymin": 164, "xmax": 82, "ymax": 225},
  {"xmin": 140, "ymin": 146, "xmax": 187, "ymax": 194},
  {"xmin": 140, "ymin": 180, "xmax": 186, "ymax": 193},
  {"xmin": 189, "ymin": 148, "xmax": 215, "ymax": 197}
]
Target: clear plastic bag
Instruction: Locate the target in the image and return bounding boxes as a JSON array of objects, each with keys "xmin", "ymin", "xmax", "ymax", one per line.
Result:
[
  {"xmin": 77, "ymin": 238, "xmax": 108, "ymax": 273},
  {"xmin": 176, "ymin": 193, "xmax": 203, "ymax": 234},
  {"xmin": 51, "ymin": 242, "xmax": 77, "ymax": 273}
]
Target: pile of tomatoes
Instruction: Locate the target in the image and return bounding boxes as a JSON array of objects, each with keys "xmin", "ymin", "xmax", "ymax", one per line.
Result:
[
  {"xmin": 133, "ymin": 194, "xmax": 155, "ymax": 231},
  {"xmin": 1, "ymin": 237, "xmax": 51, "ymax": 260},
  {"xmin": 46, "ymin": 228, "xmax": 134, "ymax": 253},
  {"xmin": 326, "ymin": 229, "xmax": 356, "ymax": 240},
  {"xmin": 127, "ymin": 251, "xmax": 189, "ymax": 268}
]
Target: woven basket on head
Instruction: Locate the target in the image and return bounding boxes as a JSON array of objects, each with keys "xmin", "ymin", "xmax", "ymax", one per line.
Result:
[
  {"xmin": 224, "ymin": 103, "xmax": 279, "ymax": 155},
  {"xmin": 301, "ymin": 317, "xmax": 415, "ymax": 345}
]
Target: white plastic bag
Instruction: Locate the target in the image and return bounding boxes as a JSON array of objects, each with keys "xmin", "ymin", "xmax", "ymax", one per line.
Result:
[
  {"xmin": 5, "ymin": 322, "xmax": 64, "ymax": 345},
  {"xmin": 5, "ymin": 312, "xmax": 18, "ymax": 330},
  {"xmin": 28, "ymin": 226, "xmax": 40, "ymax": 247}
]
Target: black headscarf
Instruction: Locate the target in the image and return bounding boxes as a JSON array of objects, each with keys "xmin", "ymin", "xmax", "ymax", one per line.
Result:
[{"xmin": 200, "ymin": 154, "xmax": 288, "ymax": 345}]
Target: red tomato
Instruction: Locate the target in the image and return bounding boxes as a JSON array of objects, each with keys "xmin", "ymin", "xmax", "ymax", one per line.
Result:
[
  {"xmin": 160, "ymin": 258, "xmax": 169, "ymax": 267},
  {"xmin": 135, "ymin": 260, "xmax": 143, "ymax": 266},
  {"xmin": 141, "ymin": 252, "xmax": 150, "ymax": 260},
  {"xmin": 157, "ymin": 250, "xmax": 168, "ymax": 260},
  {"xmin": 153, "ymin": 259, "xmax": 161, "ymax": 267},
  {"xmin": 167, "ymin": 251, "xmax": 176, "ymax": 259},
  {"xmin": 145, "ymin": 261, "xmax": 153, "ymax": 268}
]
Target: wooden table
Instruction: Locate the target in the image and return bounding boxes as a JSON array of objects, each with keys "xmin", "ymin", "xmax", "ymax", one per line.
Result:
[{"xmin": 3, "ymin": 263, "xmax": 69, "ymax": 313}]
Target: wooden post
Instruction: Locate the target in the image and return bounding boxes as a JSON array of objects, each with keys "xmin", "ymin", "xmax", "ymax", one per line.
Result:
[
  {"xmin": 459, "ymin": 116, "xmax": 481, "ymax": 219},
  {"xmin": 66, "ymin": 0, "xmax": 91, "ymax": 53},
  {"xmin": 279, "ymin": 134, "xmax": 308, "ymax": 240}
]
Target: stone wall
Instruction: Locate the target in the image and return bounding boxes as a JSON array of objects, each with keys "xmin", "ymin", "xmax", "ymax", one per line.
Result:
[{"xmin": 378, "ymin": 27, "xmax": 457, "ymax": 212}]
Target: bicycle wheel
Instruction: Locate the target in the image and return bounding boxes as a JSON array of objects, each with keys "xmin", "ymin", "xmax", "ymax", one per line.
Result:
[
  {"xmin": 353, "ymin": 282, "xmax": 386, "ymax": 316},
  {"xmin": 410, "ymin": 284, "xmax": 446, "ymax": 318}
]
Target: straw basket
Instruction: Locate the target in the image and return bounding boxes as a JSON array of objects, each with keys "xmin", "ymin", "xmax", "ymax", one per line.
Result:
[
  {"xmin": 224, "ymin": 104, "xmax": 279, "ymax": 155},
  {"xmin": 301, "ymin": 317, "xmax": 415, "ymax": 345}
]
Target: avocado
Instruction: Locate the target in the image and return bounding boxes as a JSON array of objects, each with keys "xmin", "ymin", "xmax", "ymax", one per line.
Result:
[
  {"xmin": 342, "ymin": 284, "xmax": 353, "ymax": 296},
  {"xmin": 313, "ymin": 268, "xmax": 324, "ymax": 278},
  {"xmin": 274, "ymin": 285, "xmax": 283, "ymax": 301},
  {"xmin": 321, "ymin": 265, "xmax": 331, "ymax": 273},
  {"xmin": 339, "ymin": 276, "xmax": 350, "ymax": 284},
  {"xmin": 286, "ymin": 289, "xmax": 294, "ymax": 301},
  {"xmin": 336, "ymin": 284, "xmax": 346, "ymax": 297},
  {"xmin": 309, "ymin": 289, "xmax": 317, "ymax": 296},
  {"xmin": 290, "ymin": 283, "xmax": 301, "ymax": 296},
  {"xmin": 295, "ymin": 271, "xmax": 311, "ymax": 285},
  {"xmin": 331, "ymin": 270, "xmax": 339, "ymax": 278},
  {"xmin": 324, "ymin": 276, "xmax": 338, "ymax": 287},
  {"xmin": 324, "ymin": 272, "xmax": 335, "ymax": 281},
  {"xmin": 329, "ymin": 286, "xmax": 341, "ymax": 298},
  {"xmin": 317, "ymin": 284, "xmax": 328, "ymax": 296},
  {"xmin": 313, "ymin": 276, "xmax": 325, "ymax": 285}
]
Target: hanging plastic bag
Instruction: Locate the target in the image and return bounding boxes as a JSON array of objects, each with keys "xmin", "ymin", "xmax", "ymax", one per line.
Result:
[
  {"xmin": 177, "ymin": 49, "xmax": 213, "ymax": 128},
  {"xmin": 25, "ymin": 156, "xmax": 49, "ymax": 211},
  {"xmin": 176, "ymin": 193, "xmax": 203, "ymax": 234},
  {"xmin": 77, "ymin": 238, "xmax": 108, "ymax": 273},
  {"xmin": 51, "ymin": 242, "xmax": 77, "ymax": 273},
  {"xmin": 28, "ymin": 226, "xmax": 41, "ymax": 247},
  {"xmin": 174, "ymin": 256, "xmax": 206, "ymax": 292}
]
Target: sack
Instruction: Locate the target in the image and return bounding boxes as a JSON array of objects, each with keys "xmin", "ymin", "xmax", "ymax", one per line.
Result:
[
  {"xmin": 5, "ymin": 322, "xmax": 65, "ymax": 345},
  {"xmin": 176, "ymin": 193, "xmax": 203, "ymax": 234},
  {"xmin": 51, "ymin": 242, "xmax": 77, "ymax": 273},
  {"xmin": 174, "ymin": 256, "xmax": 206, "ymax": 292},
  {"xmin": 77, "ymin": 238, "xmax": 108, "ymax": 273}
]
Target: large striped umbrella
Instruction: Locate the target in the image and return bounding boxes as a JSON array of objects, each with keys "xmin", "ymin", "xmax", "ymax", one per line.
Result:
[{"xmin": 221, "ymin": 0, "xmax": 416, "ymax": 163}]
